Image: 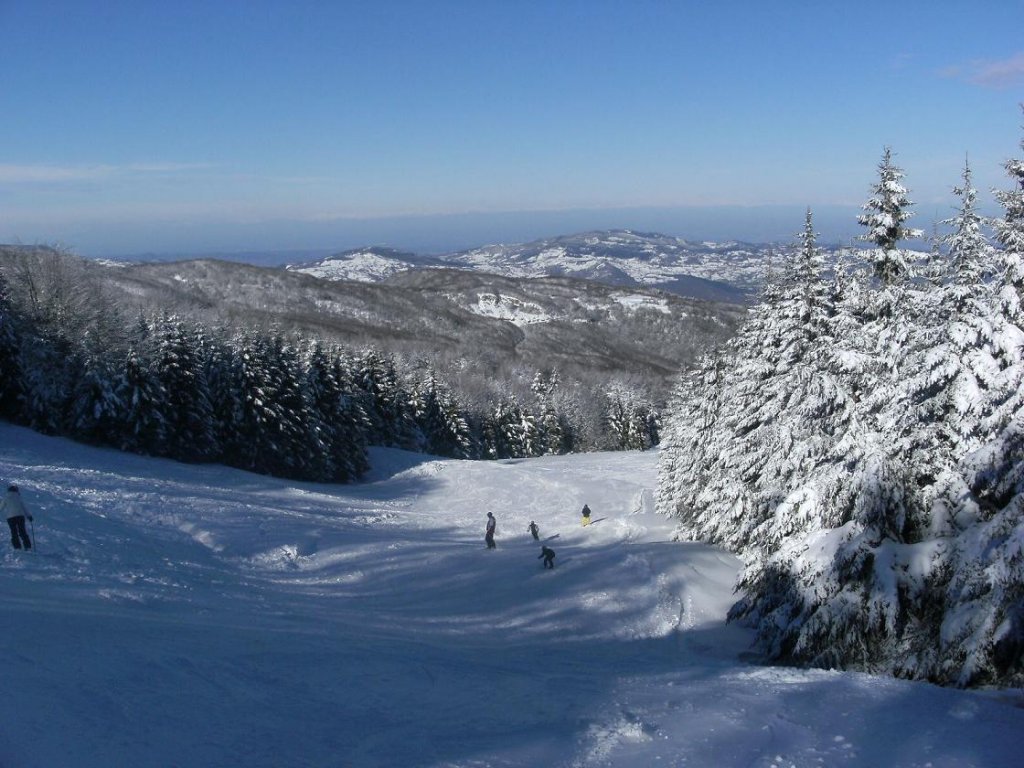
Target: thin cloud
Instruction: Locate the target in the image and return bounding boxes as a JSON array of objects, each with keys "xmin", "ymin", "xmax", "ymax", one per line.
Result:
[
  {"xmin": 124, "ymin": 162, "xmax": 212, "ymax": 173},
  {"xmin": 942, "ymin": 52, "xmax": 1024, "ymax": 89},
  {"xmin": 0, "ymin": 162, "xmax": 212, "ymax": 183},
  {"xmin": 0, "ymin": 164, "xmax": 104, "ymax": 182}
]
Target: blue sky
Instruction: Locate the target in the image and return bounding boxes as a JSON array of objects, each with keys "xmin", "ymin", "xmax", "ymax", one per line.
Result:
[{"xmin": 1, "ymin": 1, "xmax": 1022, "ymax": 256}]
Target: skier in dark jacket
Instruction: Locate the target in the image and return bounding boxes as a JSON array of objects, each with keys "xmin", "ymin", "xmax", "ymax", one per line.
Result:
[
  {"xmin": 485, "ymin": 511, "xmax": 496, "ymax": 549},
  {"xmin": 2, "ymin": 485, "xmax": 33, "ymax": 550},
  {"xmin": 528, "ymin": 520, "xmax": 539, "ymax": 540},
  {"xmin": 581, "ymin": 503, "xmax": 591, "ymax": 527},
  {"xmin": 539, "ymin": 546, "xmax": 555, "ymax": 569}
]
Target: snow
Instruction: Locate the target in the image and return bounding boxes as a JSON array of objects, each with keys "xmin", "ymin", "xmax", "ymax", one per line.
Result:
[
  {"xmin": 465, "ymin": 292, "xmax": 553, "ymax": 326},
  {"xmin": 292, "ymin": 251, "xmax": 416, "ymax": 282},
  {"xmin": 2, "ymin": 422, "xmax": 1022, "ymax": 767},
  {"xmin": 460, "ymin": 291, "xmax": 673, "ymax": 327},
  {"xmin": 609, "ymin": 292, "xmax": 672, "ymax": 315}
]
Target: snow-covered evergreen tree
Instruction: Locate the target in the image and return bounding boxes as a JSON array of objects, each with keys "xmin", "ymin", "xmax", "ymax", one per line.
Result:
[
  {"xmin": 115, "ymin": 336, "xmax": 167, "ymax": 455},
  {"xmin": 232, "ymin": 331, "xmax": 284, "ymax": 475},
  {"xmin": 411, "ymin": 368, "xmax": 474, "ymax": 458},
  {"xmin": 917, "ymin": 162, "xmax": 999, "ymax": 489},
  {"xmin": 604, "ymin": 383, "xmax": 659, "ymax": 451},
  {"xmin": 324, "ymin": 346, "xmax": 371, "ymax": 481},
  {"xmin": 19, "ymin": 321, "xmax": 76, "ymax": 436},
  {"xmin": 858, "ymin": 147, "xmax": 924, "ymax": 287},
  {"xmin": 933, "ymin": 119, "xmax": 1024, "ymax": 686},
  {"xmin": 203, "ymin": 330, "xmax": 246, "ymax": 464},
  {"xmin": 262, "ymin": 334, "xmax": 320, "ymax": 479},
  {"xmin": 355, "ymin": 349, "xmax": 417, "ymax": 449},
  {"xmin": 791, "ymin": 208, "xmax": 830, "ymax": 342},
  {"xmin": 303, "ymin": 342, "xmax": 369, "ymax": 481},
  {"xmin": 993, "ymin": 110, "xmax": 1024, "ymax": 261},
  {"xmin": 532, "ymin": 370, "xmax": 571, "ymax": 455},
  {"xmin": 664, "ymin": 210, "xmax": 853, "ymax": 548},
  {"xmin": 153, "ymin": 315, "xmax": 217, "ymax": 462},
  {"xmin": 482, "ymin": 397, "xmax": 539, "ymax": 459},
  {"xmin": 660, "ymin": 144, "xmax": 1024, "ymax": 686},
  {"xmin": 67, "ymin": 330, "xmax": 122, "ymax": 446}
]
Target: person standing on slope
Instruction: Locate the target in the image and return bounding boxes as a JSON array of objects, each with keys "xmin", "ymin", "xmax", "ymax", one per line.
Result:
[
  {"xmin": 528, "ymin": 520, "xmax": 539, "ymax": 540},
  {"xmin": 539, "ymin": 546, "xmax": 555, "ymax": 569},
  {"xmin": 485, "ymin": 511, "xmax": 497, "ymax": 550},
  {"xmin": 581, "ymin": 503, "xmax": 591, "ymax": 527},
  {"xmin": 2, "ymin": 484, "xmax": 33, "ymax": 550}
]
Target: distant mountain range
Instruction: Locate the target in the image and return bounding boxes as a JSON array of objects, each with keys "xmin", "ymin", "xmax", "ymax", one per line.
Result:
[
  {"xmin": 286, "ymin": 229, "xmax": 783, "ymax": 303},
  {"xmin": 0, "ymin": 244, "xmax": 743, "ymax": 392},
  {"xmin": 0, "ymin": 236, "xmax": 766, "ymax": 429}
]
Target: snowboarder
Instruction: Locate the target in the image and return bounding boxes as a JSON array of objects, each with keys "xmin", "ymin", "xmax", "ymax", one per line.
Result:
[
  {"xmin": 528, "ymin": 520, "xmax": 539, "ymax": 540},
  {"xmin": 485, "ymin": 511, "xmax": 496, "ymax": 549},
  {"xmin": 2, "ymin": 484, "xmax": 33, "ymax": 550},
  {"xmin": 581, "ymin": 503, "xmax": 591, "ymax": 527},
  {"xmin": 539, "ymin": 546, "xmax": 555, "ymax": 569}
]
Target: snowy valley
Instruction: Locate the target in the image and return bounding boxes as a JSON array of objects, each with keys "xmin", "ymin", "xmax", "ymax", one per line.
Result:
[{"xmin": 2, "ymin": 423, "xmax": 1022, "ymax": 767}]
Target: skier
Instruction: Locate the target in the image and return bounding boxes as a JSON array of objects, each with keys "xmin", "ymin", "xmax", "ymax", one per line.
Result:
[
  {"xmin": 528, "ymin": 520, "xmax": 539, "ymax": 540},
  {"xmin": 581, "ymin": 503, "xmax": 591, "ymax": 527},
  {"xmin": 539, "ymin": 546, "xmax": 555, "ymax": 569},
  {"xmin": 2, "ymin": 484, "xmax": 33, "ymax": 550},
  {"xmin": 485, "ymin": 511, "xmax": 496, "ymax": 549}
]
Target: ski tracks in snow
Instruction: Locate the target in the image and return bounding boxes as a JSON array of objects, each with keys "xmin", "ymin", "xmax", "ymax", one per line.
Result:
[{"xmin": 4, "ymin": 427, "xmax": 1024, "ymax": 767}]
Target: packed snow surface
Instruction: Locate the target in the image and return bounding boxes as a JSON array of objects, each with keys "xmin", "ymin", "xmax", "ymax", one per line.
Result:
[{"xmin": 1, "ymin": 424, "xmax": 1021, "ymax": 767}]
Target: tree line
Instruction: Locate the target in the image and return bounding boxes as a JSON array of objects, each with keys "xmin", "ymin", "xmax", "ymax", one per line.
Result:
[
  {"xmin": 0, "ymin": 262, "xmax": 661, "ymax": 482},
  {"xmin": 658, "ymin": 123, "xmax": 1024, "ymax": 687}
]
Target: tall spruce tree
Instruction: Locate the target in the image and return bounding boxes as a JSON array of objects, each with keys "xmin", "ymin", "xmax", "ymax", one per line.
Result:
[
  {"xmin": 411, "ymin": 368, "xmax": 474, "ymax": 458},
  {"xmin": 356, "ymin": 349, "xmax": 417, "ymax": 449},
  {"xmin": 604, "ymin": 383, "xmax": 659, "ymax": 451},
  {"xmin": 68, "ymin": 330, "xmax": 122, "ymax": 446},
  {"xmin": 233, "ymin": 331, "xmax": 282, "ymax": 475},
  {"xmin": 204, "ymin": 330, "xmax": 245, "ymax": 465},
  {"xmin": 263, "ymin": 334, "xmax": 319, "ymax": 479},
  {"xmin": 792, "ymin": 208, "xmax": 830, "ymax": 343},
  {"xmin": 858, "ymin": 147, "xmax": 924, "ymax": 287},
  {"xmin": 154, "ymin": 315, "xmax": 217, "ymax": 462},
  {"xmin": 482, "ymin": 397, "xmax": 538, "ymax": 459},
  {"xmin": 531, "ymin": 370, "xmax": 570, "ymax": 455},
  {"xmin": 328, "ymin": 348, "xmax": 371, "ymax": 480},
  {"xmin": 303, "ymin": 342, "xmax": 344, "ymax": 481},
  {"xmin": 115, "ymin": 340, "xmax": 167, "ymax": 455},
  {"xmin": 298, "ymin": 340, "xmax": 370, "ymax": 481}
]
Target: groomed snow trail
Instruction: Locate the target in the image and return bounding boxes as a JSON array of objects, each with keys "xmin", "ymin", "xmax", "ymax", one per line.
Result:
[{"xmin": 1, "ymin": 423, "xmax": 1021, "ymax": 767}]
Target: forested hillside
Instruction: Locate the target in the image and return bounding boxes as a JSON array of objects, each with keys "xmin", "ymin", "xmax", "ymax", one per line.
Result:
[
  {"xmin": 658, "ymin": 134, "xmax": 1024, "ymax": 687},
  {"xmin": 0, "ymin": 243, "xmax": 741, "ymax": 481}
]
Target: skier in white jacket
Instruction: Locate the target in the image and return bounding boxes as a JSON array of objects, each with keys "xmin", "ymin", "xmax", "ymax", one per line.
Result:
[{"xmin": 2, "ymin": 484, "xmax": 33, "ymax": 550}]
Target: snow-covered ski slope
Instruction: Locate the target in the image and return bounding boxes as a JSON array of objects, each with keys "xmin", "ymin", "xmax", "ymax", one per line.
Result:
[{"xmin": 1, "ymin": 423, "xmax": 1021, "ymax": 768}]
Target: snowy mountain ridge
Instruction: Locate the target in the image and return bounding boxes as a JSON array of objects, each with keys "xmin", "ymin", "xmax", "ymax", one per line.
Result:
[
  {"xmin": 287, "ymin": 230, "xmax": 773, "ymax": 303},
  {"xmin": 290, "ymin": 246, "xmax": 446, "ymax": 283},
  {"xmin": 445, "ymin": 230, "xmax": 766, "ymax": 288}
]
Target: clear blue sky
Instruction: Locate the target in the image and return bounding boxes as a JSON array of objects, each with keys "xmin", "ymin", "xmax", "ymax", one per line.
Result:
[{"xmin": 1, "ymin": 0, "xmax": 1022, "ymax": 256}]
